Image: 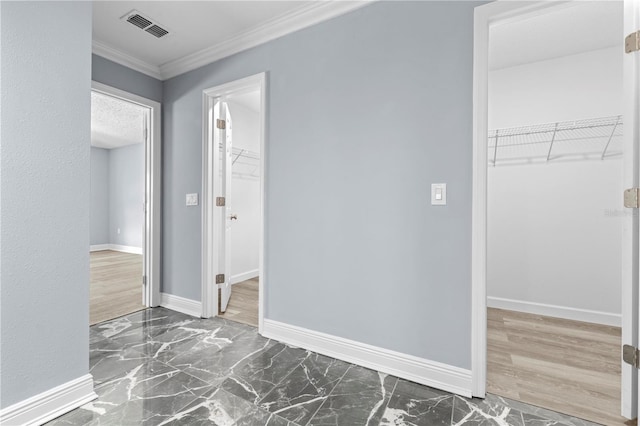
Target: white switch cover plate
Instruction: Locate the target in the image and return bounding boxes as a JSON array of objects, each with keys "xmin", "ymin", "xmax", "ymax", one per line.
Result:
[
  {"xmin": 186, "ymin": 193, "xmax": 199, "ymax": 206},
  {"xmin": 431, "ymin": 183, "xmax": 447, "ymax": 205}
]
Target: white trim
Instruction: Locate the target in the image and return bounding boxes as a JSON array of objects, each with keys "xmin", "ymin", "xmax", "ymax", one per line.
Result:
[
  {"xmin": 92, "ymin": 40, "xmax": 162, "ymax": 80},
  {"xmin": 93, "ymin": 2, "xmax": 372, "ymax": 81},
  {"xmin": 0, "ymin": 374, "xmax": 96, "ymax": 426},
  {"xmin": 160, "ymin": 293, "xmax": 202, "ymax": 318},
  {"xmin": 89, "ymin": 244, "xmax": 142, "ymax": 254},
  {"xmin": 262, "ymin": 319, "xmax": 472, "ymax": 397},
  {"xmin": 201, "ymin": 73, "xmax": 266, "ymax": 327},
  {"xmin": 231, "ymin": 269, "xmax": 259, "ymax": 285},
  {"xmin": 108, "ymin": 244, "xmax": 143, "ymax": 255},
  {"xmin": 91, "ymin": 81, "xmax": 162, "ymax": 308},
  {"xmin": 488, "ymin": 297, "xmax": 621, "ymax": 327},
  {"xmin": 472, "ymin": 0, "xmax": 589, "ymax": 400}
]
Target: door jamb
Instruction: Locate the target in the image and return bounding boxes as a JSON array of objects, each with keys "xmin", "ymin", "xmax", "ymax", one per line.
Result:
[
  {"xmin": 201, "ymin": 73, "xmax": 266, "ymax": 334},
  {"xmin": 91, "ymin": 81, "xmax": 162, "ymax": 308}
]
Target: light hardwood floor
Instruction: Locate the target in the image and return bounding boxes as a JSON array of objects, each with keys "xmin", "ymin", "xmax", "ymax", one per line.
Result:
[
  {"xmin": 218, "ymin": 278, "xmax": 259, "ymax": 327},
  {"xmin": 90, "ymin": 250, "xmax": 145, "ymax": 325},
  {"xmin": 487, "ymin": 307, "xmax": 634, "ymax": 425}
]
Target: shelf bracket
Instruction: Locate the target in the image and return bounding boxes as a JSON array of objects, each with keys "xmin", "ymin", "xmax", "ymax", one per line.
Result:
[
  {"xmin": 601, "ymin": 116, "xmax": 620, "ymax": 160},
  {"xmin": 232, "ymin": 149, "xmax": 245, "ymax": 165},
  {"xmin": 492, "ymin": 130, "xmax": 499, "ymax": 167},
  {"xmin": 546, "ymin": 123, "xmax": 559, "ymax": 162}
]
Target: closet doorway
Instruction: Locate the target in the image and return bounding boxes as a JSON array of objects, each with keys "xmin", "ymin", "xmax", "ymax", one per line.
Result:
[
  {"xmin": 202, "ymin": 73, "xmax": 265, "ymax": 330},
  {"xmin": 478, "ymin": 1, "xmax": 630, "ymax": 424},
  {"xmin": 89, "ymin": 82, "xmax": 161, "ymax": 325}
]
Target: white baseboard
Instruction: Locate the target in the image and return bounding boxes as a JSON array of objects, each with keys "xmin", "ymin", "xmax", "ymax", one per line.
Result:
[
  {"xmin": 89, "ymin": 244, "xmax": 142, "ymax": 255},
  {"xmin": 231, "ymin": 269, "xmax": 259, "ymax": 285},
  {"xmin": 0, "ymin": 374, "xmax": 96, "ymax": 426},
  {"xmin": 262, "ymin": 319, "xmax": 472, "ymax": 397},
  {"xmin": 487, "ymin": 296, "xmax": 621, "ymax": 327},
  {"xmin": 161, "ymin": 293, "xmax": 202, "ymax": 318}
]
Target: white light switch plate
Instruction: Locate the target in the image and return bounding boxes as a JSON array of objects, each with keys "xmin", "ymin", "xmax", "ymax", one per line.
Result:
[
  {"xmin": 186, "ymin": 193, "xmax": 199, "ymax": 206},
  {"xmin": 431, "ymin": 183, "xmax": 447, "ymax": 205}
]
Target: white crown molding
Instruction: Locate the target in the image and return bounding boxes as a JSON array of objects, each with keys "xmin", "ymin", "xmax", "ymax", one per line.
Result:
[
  {"xmin": 161, "ymin": 1, "xmax": 373, "ymax": 80},
  {"xmin": 93, "ymin": 40, "xmax": 162, "ymax": 80},
  {"xmin": 93, "ymin": 1, "xmax": 374, "ymax": 81}
]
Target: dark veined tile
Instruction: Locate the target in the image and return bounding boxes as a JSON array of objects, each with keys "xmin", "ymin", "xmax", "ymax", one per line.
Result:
[
  {"xmin": 308, "ymin": 365, "xmax": 397, "ymax": 426},
  {"xmin": 221, "ymin": 343, "xmax": 309, "ymax": 404},
  {"xmin": 452, "ymin": 395, "xmax": 524, "ymax": 426},
  {"xmin": 94, "ymin": 359, "xmax": 180, "ymax": 406},
  {"xmin": 380, "ymin": 378, "xmax": 454, "ymax": 426},
  {"xmin": 90, "ymin": 346, "xmax": 149, "ymax": 386},
  {"xmin": 258, "ymin": 352, "xmax": 351, "ymax": 425},
  {"xmin": 151, "ymin": 388, "xmax": 298, "ymax": 426}
]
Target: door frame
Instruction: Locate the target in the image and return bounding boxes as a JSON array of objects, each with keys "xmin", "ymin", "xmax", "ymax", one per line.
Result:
[
  {"xmin": 201, "ymin": 73, "xmax": 266, "ymax": 333},
  {"xmin": 471, "ymin": 0, "xmax": 636, "ymax": 418},
  {"xmin": 91, "ymin": 81, "xmax": 162, "ymax": 308}
]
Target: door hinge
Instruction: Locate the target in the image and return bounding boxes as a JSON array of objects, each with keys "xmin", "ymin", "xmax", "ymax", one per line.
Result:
[
  {"xmin": 626, "ymin": 31, "xmax": 640, "ymax": 54},
  {"xmin": 216, "ymin": 119, "xmax": 226, "ymax": 129},
  {"xmin": 623, "ymin": 344, "xmax": 640, "ymax": 368},
  {"xmin": 142, "ymin": 275, "xmax": 147, "ymax": 285},
  {"xmin": 216, "ymin": 196, "xmax": 226, "ymax": 206},
  {"xmin": 624, "ymin": 188, "xmax": 640, "ymax": 208},
  {"xmin": 216, "ymin": 274, "xmax": 225, "ymax": 284}
]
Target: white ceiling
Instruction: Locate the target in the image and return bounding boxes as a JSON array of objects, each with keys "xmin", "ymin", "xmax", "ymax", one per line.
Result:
[
  {"xmin": 91, "ymin": 92, "xmax": 146, "ymax": 149},
  {"xmin": 92, "ymin": 1, "xmax": 368, "ymax": 80},
  {"xmin": 490, "ymin": 1, "xmax": 622, "ymax": 70}
]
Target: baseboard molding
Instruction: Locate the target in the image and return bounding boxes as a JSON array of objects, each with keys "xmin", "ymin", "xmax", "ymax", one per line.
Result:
[
  {"xmin": 0, "ymin": 374, "xmax": 96, "ymax": 426},
  {"xmin": 89, "ymin": 244, "xmax": 142, "ymax": 255},
  {"xmin": 487, "ymin": 296, "xmax": 621, "ymax": 327},
  {"xmin": 160, "ymin": 293, "xmax": 202, "ymax": 318},
  {"xmin": 262, "ymin": 319, "xmax": 472, "ymax": 397},
  {"xmin": 231, "ymin": 269, "xmax": 259, "ymax": 285}
]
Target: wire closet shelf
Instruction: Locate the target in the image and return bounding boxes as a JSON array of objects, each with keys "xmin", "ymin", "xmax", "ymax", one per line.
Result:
[
  {"xmin": 219, "ymin": 144, "xmax": 260, "ymax": 178},
  {"xmin": 488, "ymin": 115, "xmax": 623, "ymax": 166}
]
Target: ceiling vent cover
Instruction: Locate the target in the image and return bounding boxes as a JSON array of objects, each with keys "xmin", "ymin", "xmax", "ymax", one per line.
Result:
[{"xmin": 121, "ymin": 10, "xmax": 170, "ymax": 39}]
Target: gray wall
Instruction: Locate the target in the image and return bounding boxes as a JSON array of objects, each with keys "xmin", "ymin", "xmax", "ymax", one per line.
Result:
[
  {"xmin": 92, "ymin": 54, "xmax": 162, "ymax": 103},
  {"xmin": 163, "ymin": 1, "xmax": 475, "ymax": 369},
  {"xmin": 91, "ymin": 147, "xmax": 110, "ymax": 245},
  {"xmin": 109, "ymin": 143, "xmax": 145, "ymax": 248},
  {"xmin": 0, "ymin": 1, "xmax": 92, "ymax": 408}
]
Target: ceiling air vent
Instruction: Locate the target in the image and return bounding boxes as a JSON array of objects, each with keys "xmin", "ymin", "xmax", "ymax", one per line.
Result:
[
  {"xmin": 121, "ymin": 10, "xmax": 170, "ymax": 39},
  {"xmin": 145, "ymin": 25, "xmax": 169, "ymax": 38}
]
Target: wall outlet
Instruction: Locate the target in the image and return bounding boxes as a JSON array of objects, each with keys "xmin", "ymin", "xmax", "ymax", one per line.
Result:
[
  {"xmin": 117, "ymin": 228, "xmax": 121, "ymax": 234},
  {"xmin": 186, "ymin": 193, "xmax": 199, "ymax": 206}
]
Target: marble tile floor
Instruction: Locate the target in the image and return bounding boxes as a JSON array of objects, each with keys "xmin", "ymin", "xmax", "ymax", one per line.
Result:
[{"xmin": 47, "ymin": 308, "xmax": 605, "ymax": 426}]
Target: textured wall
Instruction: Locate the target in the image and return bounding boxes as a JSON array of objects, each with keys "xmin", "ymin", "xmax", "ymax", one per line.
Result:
[
  {"xmin": 109, "ymin": 143, "xmax": 145, "ymax": 248},
  {"xmin": 0, "ymin": 1, "xmax": 92, "ymax": 408},
  {"xmin": 90, "ymin": 147, "xmax": 110, "ymax": 245},
  {"xmin": 163, "ymin": 1, "xmax": 475, "ymax": 369}
]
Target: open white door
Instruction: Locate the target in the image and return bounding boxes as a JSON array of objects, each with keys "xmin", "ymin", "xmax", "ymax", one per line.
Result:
[
  {"xmin": 220, "ymin": 102, "xmax": 233, "ymax": 313},
  {"xmin": 624, "ymin": 0, "xmax": 640, "ymax": 418}
]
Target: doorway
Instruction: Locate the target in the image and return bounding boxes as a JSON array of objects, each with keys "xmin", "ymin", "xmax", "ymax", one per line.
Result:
[
  {"xmin": 472, "ymin": 0, "xmax": 637, "ymax": 424},
  {"xmin": 89, "ymin": 82, "xmax": 161, "ymax": 324},
  {"xmin": 202, "ymin": 73, "xmax": 266, "ymax": 331}
]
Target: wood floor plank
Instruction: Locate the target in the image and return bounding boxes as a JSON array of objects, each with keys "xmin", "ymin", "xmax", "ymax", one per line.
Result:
[
  {"xmin": 90, "ymin": 250, "xmax": 145, "ymax": 325},
  {"xmin": 487, "ymin": 307, "xmax": 632, "ymax": 426},
  {"xmin": 218, "ymin": 278, "xmax": 258, "ymax": 327}
]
